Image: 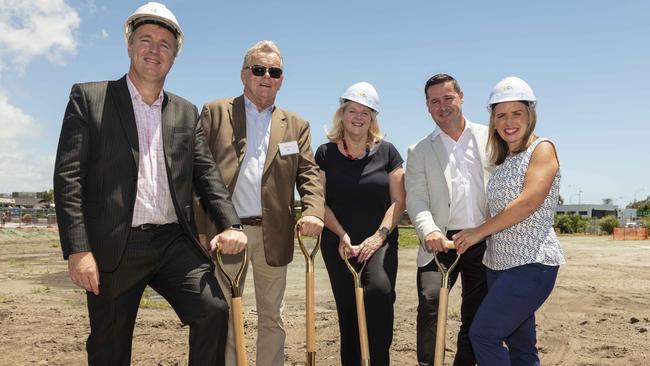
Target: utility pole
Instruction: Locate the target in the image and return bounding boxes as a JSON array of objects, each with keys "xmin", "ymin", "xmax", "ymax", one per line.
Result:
[{"xmin": 569, "ymin": 185, "xmax": 583, "ymax": 204}]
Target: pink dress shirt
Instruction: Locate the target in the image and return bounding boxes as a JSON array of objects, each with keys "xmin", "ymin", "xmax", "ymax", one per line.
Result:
[{"xmin": 126, "ymin": 76, "xmax": 178, "ymax": 226}]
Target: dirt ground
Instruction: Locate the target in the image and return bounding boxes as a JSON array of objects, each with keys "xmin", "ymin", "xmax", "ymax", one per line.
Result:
[{"xmin": 1, "ymin": 228, "xmax": 649, "ymax": 365}]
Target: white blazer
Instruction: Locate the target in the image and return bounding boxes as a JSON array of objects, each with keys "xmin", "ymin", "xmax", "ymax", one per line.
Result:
[{"xmin": 405, "ymin": 120, "xmax": 491, "ymax": 267}]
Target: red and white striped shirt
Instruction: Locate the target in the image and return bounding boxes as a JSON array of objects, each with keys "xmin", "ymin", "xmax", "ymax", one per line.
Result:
[{"xmin": 127, "ymin": 76, "xmax": 178, "ymax": 226}]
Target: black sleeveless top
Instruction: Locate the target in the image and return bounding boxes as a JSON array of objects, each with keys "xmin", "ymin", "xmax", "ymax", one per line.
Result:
[{"xmin": 315, "ymin": 140, "xmax": 403, "ymax": 246}]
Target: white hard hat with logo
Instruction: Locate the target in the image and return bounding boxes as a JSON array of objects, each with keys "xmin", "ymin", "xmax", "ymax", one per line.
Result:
[
  {"xmin": 124, "ymin": 2, "xmax": 184, "ymax": 55},
  {"xmin": 487, "ymin": 76, "xmax": 536, "ymax": 111},
  {"xmin": 340, "ymin": 82, "xmax": 380, "ymax": 113}
]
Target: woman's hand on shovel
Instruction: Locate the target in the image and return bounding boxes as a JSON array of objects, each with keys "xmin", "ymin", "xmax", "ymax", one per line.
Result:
[{"xmin": 338, "ymin": 233, "xmax": 361, "ymax": 259}]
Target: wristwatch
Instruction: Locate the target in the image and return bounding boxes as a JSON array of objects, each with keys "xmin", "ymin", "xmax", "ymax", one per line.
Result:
[
  {"xmin": 228, "ymin": 224, "xmax": 244, "ymax": 231},
  {"xmin": 377, "ymin": 226, "xmax": 390, "ymax": 238}
]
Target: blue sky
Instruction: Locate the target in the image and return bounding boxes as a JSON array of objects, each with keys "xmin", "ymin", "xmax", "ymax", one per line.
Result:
[{"xmin": 1, "ymin": 0, "xmax": 648, "ymax": 207}]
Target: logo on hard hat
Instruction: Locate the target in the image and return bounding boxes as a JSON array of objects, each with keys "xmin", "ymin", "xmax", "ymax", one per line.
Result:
[
  {"xmin": 356, "ymin": 92, "xmax": 366, "ymax": 97},
  {"xmin": 500, "ymin": 85, "xmax": 513, "ymax": 92}
]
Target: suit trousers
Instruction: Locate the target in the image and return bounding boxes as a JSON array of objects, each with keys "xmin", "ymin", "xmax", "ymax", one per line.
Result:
[
  {"xmin": 416, "ymin": 231, "xmax": 487, "ymax": 366},
  {"xmin": 321, "ymin": 239, "xmax": 398, "ymax": 366},
  {"xmin": 85, "ymin": 224, "xmax": 229, "ymax": 366},
  {"xmin": 215, "ymin": 225, "xmax": 287, "ymax": 366}
]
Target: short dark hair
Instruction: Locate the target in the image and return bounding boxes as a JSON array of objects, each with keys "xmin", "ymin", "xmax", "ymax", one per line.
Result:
[{"xmin": 424, "ymin": 74, "xmax": 462, "ymax": 97}]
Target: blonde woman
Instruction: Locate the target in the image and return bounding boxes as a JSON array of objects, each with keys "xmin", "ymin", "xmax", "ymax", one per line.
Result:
[{"xmin": 315, "ymin": 82, "xmax": 405, "ymax": 366}]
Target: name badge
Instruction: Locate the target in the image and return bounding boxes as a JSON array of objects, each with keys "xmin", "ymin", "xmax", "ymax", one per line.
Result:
[{"xmin": 278, "ymin": 141, "xmax": 299, "ymax": 156}]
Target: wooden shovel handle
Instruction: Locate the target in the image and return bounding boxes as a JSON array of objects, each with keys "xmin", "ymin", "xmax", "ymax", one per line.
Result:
[
  {"xmin": 231, "ymin": 296, "xmax": 247, "ymax": 366},
  {"xmin": 433, "ymin": 286, "xmax": 450, "ymax": 366},
  {"xmin": 355, "ymin": 287, "xmax": 370, "ymax": 365},
  {"xmin": 306, "ymin": 271, "xmax": 316, "ymax": 353}
]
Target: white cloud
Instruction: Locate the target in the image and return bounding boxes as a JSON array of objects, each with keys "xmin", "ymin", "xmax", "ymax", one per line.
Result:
[
  {"xmin": 0, "ymin": 0, "xmax": 81, "ymax": 74},
  {"xmin": 101, "ymin": 29, "xmax": 108, "ymax": 39},
  {"xmin": 0, "ymin": 0, "xmax": 79, "ymax": 192},
  {"xmin": 0, "ymin": 92, "xmax": 37, "ymax": 140},
  {"xmin": 0, "ymin": 91, "xmax": 50, "ymax": 192},
  {"xmin": 0, "ymin": 144, "xmax": 54, "ymax": 193}
]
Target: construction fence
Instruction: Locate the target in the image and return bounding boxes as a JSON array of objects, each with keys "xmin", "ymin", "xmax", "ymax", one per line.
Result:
[
  {"xmin": 613, "ymin": 228, "xmax": 649, "ymax": 240},
  {"xmin": 0, "ymin": 207, "xmax": 57, "ymax": 226}
]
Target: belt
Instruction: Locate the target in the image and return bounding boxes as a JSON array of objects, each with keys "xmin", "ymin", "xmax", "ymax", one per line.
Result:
[
  {"xmin": 240, "ymin": 217, "xmax": 262, "ymax": 226},
  {"xmin": 131, "ymin": 223, "xmax": 170, "ymax": 231}
]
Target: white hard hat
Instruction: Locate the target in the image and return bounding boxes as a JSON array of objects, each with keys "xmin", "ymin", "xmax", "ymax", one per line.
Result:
[
  {"xmin": 124, "ymin": 2, "xmax": 184, "ymax": 55},
  {"xmin": 340, "ymin": 82, "xmax": 380, "ymax": 113},
  {"xmin": 487, "ymin": 76, "xmax": 536, "ymax": 111}
]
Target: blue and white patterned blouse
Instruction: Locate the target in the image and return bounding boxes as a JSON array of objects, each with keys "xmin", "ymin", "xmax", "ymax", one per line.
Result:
[{"xmin": 484, "ymin": 137, "xmax": 566, "ymax": 270}]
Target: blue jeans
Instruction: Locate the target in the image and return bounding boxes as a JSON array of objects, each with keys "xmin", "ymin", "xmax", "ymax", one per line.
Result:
[{"xmin": 469, "ymin": 263, "xmax": 559, "ymax": 366}]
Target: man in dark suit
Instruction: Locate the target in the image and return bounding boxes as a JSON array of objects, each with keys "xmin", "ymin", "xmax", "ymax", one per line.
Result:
[
  {"xmin": 194, "ymin": 40, "xmax": 324, "ymax": 366},
  {"xmin": 53, "ymin": 3, "xmax": 246, "ymax": 365}
]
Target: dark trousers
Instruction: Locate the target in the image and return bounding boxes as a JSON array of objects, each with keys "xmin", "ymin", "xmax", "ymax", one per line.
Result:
[
  {"xmin": 416, "ymin": 231, "xmax": 487, "ymax": 366},
  {"xmin": 469, "ymin": 264, "xmax": 559, "ymax": 366},
  {"xmin": 85, "ymin": 224, "xmax": 229, "ymax": 366},
  {"xmin": 321, "ymin": 239, "xmax": 398, "ymax": 366}
]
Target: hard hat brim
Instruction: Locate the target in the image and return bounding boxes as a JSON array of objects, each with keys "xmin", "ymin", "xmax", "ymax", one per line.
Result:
[{"xmin": 130, "ymin": 17, "xmax": 181, "ymax": 39}]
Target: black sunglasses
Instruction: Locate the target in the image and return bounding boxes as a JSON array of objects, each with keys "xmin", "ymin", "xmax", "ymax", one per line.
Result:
[{"xmin": 246, "ymin": 64, "xmax": 283, "ymax": 79}]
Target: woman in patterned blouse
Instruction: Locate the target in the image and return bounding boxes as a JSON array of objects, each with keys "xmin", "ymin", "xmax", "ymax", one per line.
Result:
[{"xmin": 452, "ymin": 76, "xmax": 565, "ymax": 365}]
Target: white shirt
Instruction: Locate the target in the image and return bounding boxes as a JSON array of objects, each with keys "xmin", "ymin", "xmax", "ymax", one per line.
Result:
[
  {"xmin": 432, "ymin": 119, "xmax": 487, "ymax": 230},
  {"xmin": 231, "ymin": 96, "xmax": 273, "ymax": 218},
  {"xmin": 126, "ymin": 76, "xmax": 178, "ymax": 226}
]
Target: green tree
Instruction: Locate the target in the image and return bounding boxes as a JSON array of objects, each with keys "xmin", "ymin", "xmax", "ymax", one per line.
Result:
[
  {"xmin": 642, "ymin": 217, "xmax": 650, "ymax": 231},
  {"xmin": 628, "ymin": 198, "xmax": 650, "ymax": 210},
  {"xmin": 554, "ymin": 214, "xmax": 589, "ymax": 234},
  {"xmin": 554, "ymin": 214, "xmax": 574, "ymax": 233},
  {"xmin": 636, "ymin": 201, "xmax": 650, "ymax": 217},
  {"xmin": 39, "ymin": 189, "xmax": 55, "ymax": 207},
  {"xmin": 598, "ymin": 215, "xmax": 619, "ymax": 234},
  {"xmin": 572, "ymin": 215, "xmax": 588, "ymax": 233}
]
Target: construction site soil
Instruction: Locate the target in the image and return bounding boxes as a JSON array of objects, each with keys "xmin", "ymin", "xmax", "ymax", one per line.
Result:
[{"xmin": 1, "ymin": 228, "xmax": 648, "ymax": 365}]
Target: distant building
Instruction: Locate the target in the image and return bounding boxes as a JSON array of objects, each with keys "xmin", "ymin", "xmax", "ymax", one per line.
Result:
[
  {"xmin": 555, "ymin": 204, "xmax": 617, "ymax": 219},
  {"xmin": 620, "ymin": 208, "xmax": 638, "ymax": 224},
  {"xmin": 0, "ymin": 198, "xmax": 15, "ymax": 207},
  {"xmin": 10, "ymin": 192, "xmax": 43, "ymax": 209},
  {"xmin": 12, "ymin": 192, "xmax": 38, "ymax": 198},
  {"xmin": 13, "ymin": 196, "xmax": 41, "ymax": 208}
]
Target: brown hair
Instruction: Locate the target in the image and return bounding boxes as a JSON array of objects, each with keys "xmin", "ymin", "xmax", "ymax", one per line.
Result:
[
  {"xmin": 488, "ymin": 102, "xmax": 537, "ymax": 165},
  {"xmin": 424, "ymin": 74, "xmax": 462, "ymax": 97}
]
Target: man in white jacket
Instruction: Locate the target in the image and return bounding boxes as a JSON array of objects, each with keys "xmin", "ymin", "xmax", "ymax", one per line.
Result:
[{"xmin": 405, "ymin": 74, "xmax": 490, "ymax": 366}]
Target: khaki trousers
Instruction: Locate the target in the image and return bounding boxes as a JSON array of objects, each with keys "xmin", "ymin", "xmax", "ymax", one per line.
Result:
[{"xmin": 215, "ymin": 225, "xmax": 287, "ymax": 366}]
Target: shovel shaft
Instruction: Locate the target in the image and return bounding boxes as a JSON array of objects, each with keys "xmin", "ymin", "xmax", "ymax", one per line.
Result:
[
  {"xmin": 306, "ymin": 271, "xmax": 316, "ymax": 353},
  {"xmin": 433, "ymin": 287, "xmax": 450, "ymax": 366},
  {"xmin": 297, "ymin": 225, "xmax": 321, "ymax": 364},
  {"xmin": 307, "ymin": 351, "xmax": 316, "ymax": 366},
  {"xmin": 355, "ymin": 287, "xmax": 370, "ymax": 365},
  {"xmin": 231, "ymin": 296, "xmax": 248, "ymax": 366}
]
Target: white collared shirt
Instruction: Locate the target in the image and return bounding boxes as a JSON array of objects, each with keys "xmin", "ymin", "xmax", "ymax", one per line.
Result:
[
  {"xmin": 126, "ymin": 75, "xmax": 178, "ymax": 226},
  {"xmin": 432, "ymin": 119, "xmax": 487, "ymax": 230},
  {"xmin": 231, "ymin": 96, "xmax": 274, "ymax": 217}
]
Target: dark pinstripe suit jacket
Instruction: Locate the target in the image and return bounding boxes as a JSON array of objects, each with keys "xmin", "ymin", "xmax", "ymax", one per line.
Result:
[{"xmin": 54, "ymin": 76, "xmax": 239, "ymax": 272}]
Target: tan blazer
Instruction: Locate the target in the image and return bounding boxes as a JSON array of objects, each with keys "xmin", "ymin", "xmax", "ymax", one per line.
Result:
[
  {"xmin": 194, "ymin": 95, "xmax": 324, "ymax": 266},
  {"xmin": 405, "ymin": 120, "xmax": 491, "ymax": 267}
]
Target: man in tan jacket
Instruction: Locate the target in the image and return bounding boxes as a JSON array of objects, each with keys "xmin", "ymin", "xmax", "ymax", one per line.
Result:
[{"xmin": 195, "ymin": 40, "xmax": 324, "ymax": 366}]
